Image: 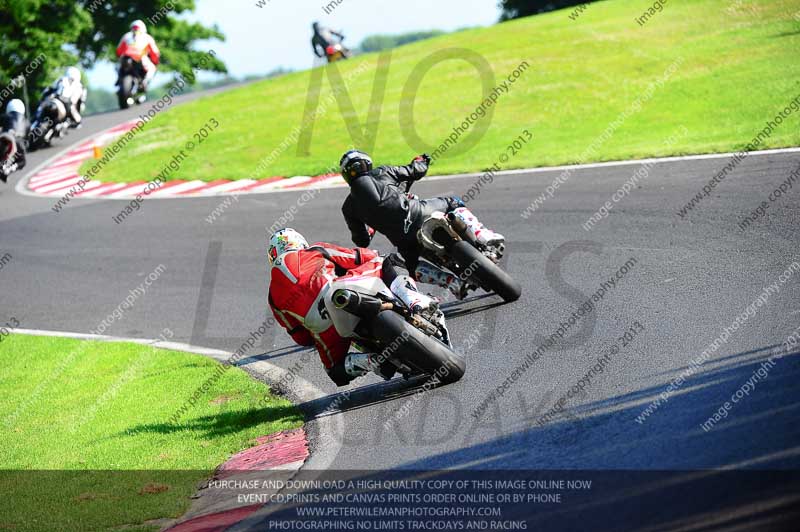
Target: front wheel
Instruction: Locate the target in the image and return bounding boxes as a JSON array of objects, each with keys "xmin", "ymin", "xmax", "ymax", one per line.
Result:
[
  {"xmin": 370, "ymin": 311, "xmax": 465, "ymax": 385},
  {"xmin": 118, "ymin": 75, "xmax": 134, "ymax": 109},
  {"xmin": 449, "ymin": 240, "xmax": 522, "ymax": 302}
]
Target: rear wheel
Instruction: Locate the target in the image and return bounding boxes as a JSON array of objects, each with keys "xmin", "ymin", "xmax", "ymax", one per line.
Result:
[
  {"xmin": 27, "ymin": 122, "xmax": 49, "ymax": 151},
  {"xmin": 370, "ymin": 311, "xmax": 465, "ymax": 385},
  {"xmin": 118, "ymin": 76, "xmax": 134, "ymax": 109},
  {"xmin": 449, "ymin": 240, "xmax": 521, "ymax": 302}
]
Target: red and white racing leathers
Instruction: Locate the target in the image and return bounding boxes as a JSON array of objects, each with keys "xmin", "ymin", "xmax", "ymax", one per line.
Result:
[
  {"xmin": 116, "ymin": 31, "xmax": 161, "ymax": 82},
  {"xmin": 268, "ymin": 243, "xmax": 383, "ymax": 371}
]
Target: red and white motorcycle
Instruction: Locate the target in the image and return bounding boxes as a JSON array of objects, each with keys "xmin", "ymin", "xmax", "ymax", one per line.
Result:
[
  {"xmin": 326, "ymin": 42, "xmax": 351, "ymax": 63},
  {"xmin": 0, "ymin": 133, "xmax": 20, "ymax": 182},
  {"xmin": 325, "ymin": 274, "xmax": 465, "ymax": 384}
]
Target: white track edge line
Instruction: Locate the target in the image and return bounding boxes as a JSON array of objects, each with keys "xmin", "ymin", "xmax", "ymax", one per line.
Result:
[
  {"xmin": 16, "ymin": 120, "xmax": 800, "ymax": 201},
  {"xmin": 10, "ymin": 327, "xmax": 322, "ymax": 403},
  {"xmin": 10, "ymin": 326, "xmax": 345, "ymax": 473}
]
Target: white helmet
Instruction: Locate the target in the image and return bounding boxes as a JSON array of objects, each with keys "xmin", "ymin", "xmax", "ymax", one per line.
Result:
[
  {"xmin": 268, "ymin": 228, "xmax": 309, "ymax": 266},
  {"xmin": 131, "ymin": 20, "xmax": 147, "ymax": 33},
  {"xmin": 5, "ymin": 99, "xmax": 25, "ymax": 115},
  {"xmin": 65, "ymin": 67, "xmax": 81, "ymax": 83}
]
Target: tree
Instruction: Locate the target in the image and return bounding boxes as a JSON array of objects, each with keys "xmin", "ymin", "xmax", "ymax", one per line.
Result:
[
  {"xmin": 498, "ymin": 0, "xmax": 598, "ymax": 20},
  {"xmin": 0, "ymin": 0, "xmax": 226, "ymax": 107},
  {"xmin": 76, "ymin": 0, "xmax": 227, "ymax": 84},
  {"xmin": 0, "ymin": 1, "xmax": 92, "ymax": 104}
]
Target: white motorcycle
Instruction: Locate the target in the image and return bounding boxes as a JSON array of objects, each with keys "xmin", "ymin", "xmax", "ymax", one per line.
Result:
[
  {"xmin": 406, "ymin": 181, "xmax": 521, "ymax": 303},
  {"xmin": 323, "ymin": 274, "xmax": 466, "ymax": 384}
]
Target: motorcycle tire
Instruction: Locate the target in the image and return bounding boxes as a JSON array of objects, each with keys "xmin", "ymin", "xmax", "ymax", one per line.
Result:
[
  {"xmin": 27, "ymin": 124, "xmax": 48, "ymax": 151},
  {"xmin": 370, "ymin": 311, "xmax": 465, "ymax": 385},
  {"xmin": 118, "ymin": 76, "xmax": 134, "ymax": 109},
  {"xmin": 449, "ymin": 240, "xmax": 522, "ymax": 303}
]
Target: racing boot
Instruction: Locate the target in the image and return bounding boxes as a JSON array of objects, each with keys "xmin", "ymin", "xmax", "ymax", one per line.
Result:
[
  {"xmin": 390, "ymin": 273, "xmax": 451, "ymax": 346},
  {"xmin": 415, "ymin": 260, "xmax": 468, "ymax": 300},
  {"xmin": 390, "ymin": 274, "xmax": 439, "ymax": 315},
  {"xmin": 451, "ymin": 207, "xmax": 505, "ymax": 248},
  {"xmin": 68, "ymin": 107, "xmax": 82, "ymax": 129}
]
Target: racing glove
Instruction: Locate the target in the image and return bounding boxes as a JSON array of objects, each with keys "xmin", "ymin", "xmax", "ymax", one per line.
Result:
[{"xmin": 414, "ymin": 154, "xmax": 432, "ymax": 166}]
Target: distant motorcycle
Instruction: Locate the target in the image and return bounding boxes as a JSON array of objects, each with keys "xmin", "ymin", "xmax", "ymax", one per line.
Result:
[
  {"xmin": 28, "ymin": 94, "xmax": 71, "ymax": 151},
  {"xmin": 407, "ymin": 181, "xmax": 522, "ymax": 303},
  {"xmin": 326, "ymin": 41, "xmax": 351, "ymax": 63},
  {"xmin": 0, "ymin": 133, "xmax": 20, "ymax": 182},
  {"xmin": 116, "ymin": 56, "xmax": 147, "ymax": 109},
  {"xmin": 328, "ymin": 272, "xmax": 466, "ymax": 384}
]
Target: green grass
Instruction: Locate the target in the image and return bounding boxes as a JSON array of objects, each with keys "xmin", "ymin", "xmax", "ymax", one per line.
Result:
[
  {"xmin": 0, "ymin": 334, "xmax": 303, "ymax": 532},
  {"xmin": 87, "ymin": 0, "xmax": 800, "ymax": 184}
]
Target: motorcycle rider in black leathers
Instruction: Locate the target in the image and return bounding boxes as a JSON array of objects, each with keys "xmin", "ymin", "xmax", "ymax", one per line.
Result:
[
  {"xmin": 0, "ymin": 99, "xmax": 29, "ymax": 183},
  {"xmin": 340, "ymin": 150, "xmax": 505, "ymax": 299},
  {"xmin": 311, "ymin": 22, "xmax": 345, "ymax": 59}
]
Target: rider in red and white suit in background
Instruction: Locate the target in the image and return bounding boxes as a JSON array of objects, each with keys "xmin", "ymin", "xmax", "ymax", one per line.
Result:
[
  {"xmin": 267, "ymin": 228, "xmax": 437, "ymax": 386},
  {"xmin": 116, "ymin": 19, "xmax": 161, "ymax": 92}
]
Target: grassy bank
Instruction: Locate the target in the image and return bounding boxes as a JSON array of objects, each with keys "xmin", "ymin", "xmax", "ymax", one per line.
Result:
[
  {"xmin": 0, "ymin": 334, "xmax": 303, "ymax": 531},
  {"xmin": 87, "ymin": 0, "xmax": 800, "ymax": 184}
]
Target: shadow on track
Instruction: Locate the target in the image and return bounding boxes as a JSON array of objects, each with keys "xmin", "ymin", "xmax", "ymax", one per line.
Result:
[
  {"xmin": 237, "ymin": 345, "xmax": 310, "ymax": 365},
  {"xmin": 440, "ymin": 293, "xmax": 507, "ymax": 319},
  {"xmin": 255, "ymin": 345, "xmax": 800, "ymax": 531},
  {"xmin": 401, "ymin": 344, "xmax": 800, "ymax": 470},
  {"xmin": 240, "ymin": 344, "xmax": 800, "ymax": 531},
  {"xmin": 298, "ymin": 376, "xmax": 444, "ymax": 421}
]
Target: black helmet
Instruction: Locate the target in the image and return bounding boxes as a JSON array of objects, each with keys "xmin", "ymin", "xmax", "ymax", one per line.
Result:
[{"xmin": 340, "ymin": 150, "xmax": 373, "ymax": 184}]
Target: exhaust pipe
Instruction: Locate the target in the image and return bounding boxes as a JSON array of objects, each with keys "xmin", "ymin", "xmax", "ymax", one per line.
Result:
[
  {"xmin": 446, "ymin": 212, "xmax": 478, "ymax": 246},
  {"xmin": 332, "ymin": 289, "xmax": 385, "ymax": 318}
]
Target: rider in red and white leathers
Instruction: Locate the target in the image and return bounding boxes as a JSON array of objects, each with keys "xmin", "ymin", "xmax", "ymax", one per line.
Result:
[
  {"xmin": 268, "ymin": 229, "xmax": 437, "ymax": 386},
  {"xmin": 116, "ymin": 20, "xmax": 161, "ymax": 91}
]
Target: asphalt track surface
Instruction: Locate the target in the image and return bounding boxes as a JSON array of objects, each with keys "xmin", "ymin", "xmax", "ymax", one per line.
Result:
[{"xmin": 2, "ymin": 97, "xmax": 799, "ymax": 529}]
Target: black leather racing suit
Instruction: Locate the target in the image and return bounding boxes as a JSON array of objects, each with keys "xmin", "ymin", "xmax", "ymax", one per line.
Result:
[
  {"xmin": 312, "ymin": 27, "xmax": 344, "ymax": 58},
  {"xmin": 341, "ymin": 159, "xmax": 463, "ymax": 274}
]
